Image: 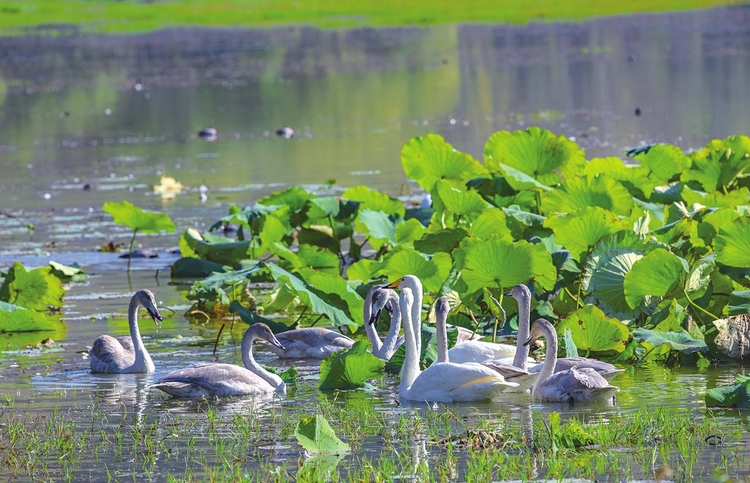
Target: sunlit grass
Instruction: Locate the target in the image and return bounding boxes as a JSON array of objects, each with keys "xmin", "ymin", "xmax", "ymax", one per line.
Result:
[{"xmin": 0, "ymin": 0, "xmax": 745, "ymax": 35}]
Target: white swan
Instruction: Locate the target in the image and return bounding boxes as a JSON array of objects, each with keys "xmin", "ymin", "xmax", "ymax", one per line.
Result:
[
  {"xmin": 525, "ymin": 319, "xmax": 619, "ymax": 403},
  {"xmin": 398, "ymin": 287, "xmax": 518, "ymax": 403},
  {"xmin": 90, "ymin": 289, "xmax": 163, "ymax": 374},
  {"xmin": 433, "ymin": 297, "xmax": 538, "ymax": 393},
  {"xmin": 507, "ymin": 284, "xmax": 624, "ymax": 381},
  {"xmin": 151, "ymin": 323, "xmax": 286, "ymax": 398},
  {"xmin": 265, "ymin": 327, "xmax": 354, "ymax": 359},
  {"xmin": 364, "ymin": 286, "xmax": 405, "ymax": 360}
]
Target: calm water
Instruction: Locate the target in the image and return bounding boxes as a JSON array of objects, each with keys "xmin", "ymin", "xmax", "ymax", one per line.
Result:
[{"xmin": 2, "ymin": 6, "xmax": 750, "ymax": 481}]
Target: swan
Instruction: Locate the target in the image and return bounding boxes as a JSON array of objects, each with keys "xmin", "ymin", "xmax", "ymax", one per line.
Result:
[
  {"xmin": 388, "ymin": 275, "xmax": 477, "ymax": 345},
  {"xmin": 151, "ymin": 323, "xmax": 286, "ymax": 398},
  {"xmin": 265, "ymin": 327, "xmax": 354, "ymax": 359},
  {"xmin": 507, "ymin": 284, "xmax": 624, "ymax": 381},
  {"xmin": 90, "ymin": 289, "xmax": 163, "ymax": 374},
  {"xmin": 364, "ymin": 286, "xmax": 405, "ymax": 360},
  {"xmin": 433, "ymin": 296, "xmax": 538, "ymax": 393},
  {"xmin": 397, "ymin": 287, "xmax": 518, "ymax": 403},
  {"xmin": 525, "ymin": 319, "xmax": 619, "ymax": 403}
]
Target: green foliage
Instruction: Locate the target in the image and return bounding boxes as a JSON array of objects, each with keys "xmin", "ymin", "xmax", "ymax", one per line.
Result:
[
  {"xmin": 556, "ymin": 305, "xmax": 630, "ymax": 356},
  {"xmin": 705, "ymin": 375, "xmax": 750, "ymax": 408},
  {"xmin": 0, "ymin": 262, "xmax": 65, "ymax": 311},
  {"xmin": 0, "ymin": 301, "xmax": 59, "ymax": 332},
  {"xmin": 715, "ymin": 217, "xmax": 750, "ymax": 268},
  {"xmin": 401, "ymin": 134, "xmax": 488, "ymax": 192},
  {"xmin": 103, "ymin": 200, "xmax": 176, "ymax": 233},
  {"xmin": 295, "ymin": 414, "xmax": 350, "ymax": 454},
  {"xmin": 48, "ymin": 261, "xmax": 87, "ymax": 283},
  {"xmin": 318, "ymin": 340, "xmax": 385, "ymax": 391},
  {"xmin": 632, "ymin": 329, "xmax": 708, "ymax": 354}
]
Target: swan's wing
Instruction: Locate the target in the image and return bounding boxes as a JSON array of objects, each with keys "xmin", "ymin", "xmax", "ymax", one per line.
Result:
[
  {"xmin": 569, "ymin": 366, "xmax": 612, "ymax": 389},
  {"xmin": 448, "ymin": 341, "xmax": 517, "ymax": 363},
  {"xmin": 454, "ymin": 326, "xmax": 480, "ymax": 343},
  {"xmin": 116, "ymin": 336, "xmax": 134, "ymax": 352},
  {"xmin": 535, "ymin": 368, "xmax": 618, "ymax": 403},
  {"xmin": 407, "ymin": 362, "xmax": 518, "ymax": 403},
  {"xmin": 481, "ymin": 361, "xmax": 529, "ymax": 379},
  {"xmin": 555, "ymin": 357, "xmax": 624, "ymax": 378},
  {"xmin": 273, "ymin": 328, "xmax": 354, "ymax": 358},
  {"xmin": 152, "ymin": 363, "xmax": 275, "ymax": 397},
  {"xmin": 90, "ymin": 334, "xmax": 135, "ymax": 372}
]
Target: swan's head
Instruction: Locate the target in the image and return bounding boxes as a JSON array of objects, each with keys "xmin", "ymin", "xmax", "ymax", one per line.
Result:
[
  {"xmin": 387, "ymin": 275, "xmax": 421, "ymax": 292},
  {"xmin": 251, "ymin": 323, "xmax": 285, "ymax": 350},
  {"xmin": 369, "ymin": 287, "xmax": 398, "ymax": 326},
  {"xmin": 434, "ymin": 296, "xmax": 450, "ymax": 321},
  {"xmin": 524, "ymin": 319, "xmax": 554, "ymax": 347},
  {"xmin": 135, "ymin": 289, "xmax": 163, "ymax": 324},
  {"xmin": 505, "ymin": 284, "xmax": 531, "ymax": 303}
]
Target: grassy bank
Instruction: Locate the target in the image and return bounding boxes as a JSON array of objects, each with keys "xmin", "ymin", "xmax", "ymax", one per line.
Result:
[{"xmin": 0, "ymin": 0, "xmax": 746, "ymax": 35}]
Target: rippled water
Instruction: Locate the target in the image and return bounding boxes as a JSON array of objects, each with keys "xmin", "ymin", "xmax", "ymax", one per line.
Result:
[{"xmin": 2, "ymin": 5, "xmax": 750, "ymax": 481}]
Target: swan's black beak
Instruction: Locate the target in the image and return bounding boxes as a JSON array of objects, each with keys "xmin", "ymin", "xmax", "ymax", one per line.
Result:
[
  {"xmin": 523, "ymin": 336, "xmax": 532, "ymax": 347},
  {"xmin": 147, "ymin": 306, "xmax": 163, "ymax": 324},
  {"xmin": 368, "ymin": 307, "xmax": 382, "ymax": 326},
  {"xmin": 268, "ymin": 334, "xmax": 285, "ymax": 351},
  {"xmin": 504, "ymin": 290, "xmax": 512, "ymax": 297}
]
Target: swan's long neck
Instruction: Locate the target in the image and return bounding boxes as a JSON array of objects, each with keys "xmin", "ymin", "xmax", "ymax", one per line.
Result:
[
  {"xmin": 379, "ymin": 294, "xmax": 403, "ymax": 359},
  {"xmin": 242, "ymin": 330, "xmax": 284, "ymax": 390},
  {"xmin": 512, "ymin": 291, "xmax": 531, "ymax": 370},
  {"xmin": 435, "ymin": 306, "xmax": 449, "ymax": 363},
  {"xmin": 399, "ymin": 289, "xmax": 420, "ymax": 398},
  {"xmin": 532, "ymin": 322, "xmax": 558, "ymax": 398},
  {"xmin": 402, "ymin": 276, "xmax": 423, "ymax": 354},
  {"xmin": 129, "ymin": 296, "xmax": 153, "ymax": 372},
  {"xmin": 363, "ymin": 288, "xmax": 384, "ymax": 354}
]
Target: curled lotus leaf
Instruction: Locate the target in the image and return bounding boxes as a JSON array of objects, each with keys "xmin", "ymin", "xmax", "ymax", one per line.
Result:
[
  {"xmin": 401, "ymin": 134, "xmax": 488, "ymax": 192},
  {"xmin": 435, "ymin": 180, "xmax": 489, "ymax": 216},
  {"xmin": 541, "ymin": 174, "xmax": 634, "ymax": 216}
]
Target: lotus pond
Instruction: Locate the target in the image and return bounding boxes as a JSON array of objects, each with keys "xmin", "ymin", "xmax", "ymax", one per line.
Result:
[{"xmin": 3, "ymin": 5, "xmax": 750, "ymax": 482}]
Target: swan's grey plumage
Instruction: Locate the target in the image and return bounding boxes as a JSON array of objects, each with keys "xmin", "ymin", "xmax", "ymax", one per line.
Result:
[
  {"xmin": 266, "ymin": 327, "xmax": 354, "ymax": 359},
  {"xmin": 365, "ymin": 286, "xmax": 405, "ymax": 360},
  {"xmin": 151, "ymin": 323, "xmax": 286, "ymax": 398},
  {"xmin": 90, "ymin": 289, "xmax": 162, "ymax": 374},
  {"xmin": 525, "ymin": 319, "xmax": 619, "ymax": 403},
  {"xmin": 506, "ymin": 284, "xmax": 624, "ymax": 381}
]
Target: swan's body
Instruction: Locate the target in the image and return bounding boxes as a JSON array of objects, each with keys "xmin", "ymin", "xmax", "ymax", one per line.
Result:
[
  {"xmin": 396, "ymin": 287, "xmax": 518, "ymax": 403},
  {"xmin": 266, "ymin": 327, "xmax": 353, "ymax": 359},
  {"xmin": 90, "ymin": 289, "xmax": 162, "ymax": 374},
  {"xmin": 448, "ymin": 340, "xmax": 531, "ymax": 365},
  {"xmin": 507, "ymin": 284, "xmax": 624, "ymax": 381},
  {"xmin": 365, "ymin": 286, "xmax": 404, "ymax": 360},
  {"xmin": 152, "ymin": 323, "xmax": 286, "ymax": 398},
  {"xmin": 525, "ymin": 319, "xmax": 618, "ymax": 403},
  {"xmin": 434, "ymin": 297, "xmax": 538, "ymax": 393}
]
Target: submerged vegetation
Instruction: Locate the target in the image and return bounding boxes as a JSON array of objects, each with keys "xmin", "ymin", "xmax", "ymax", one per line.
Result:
[{"xmin": 0, "ymin": 0, "xmax": 745, "ymax": 34}]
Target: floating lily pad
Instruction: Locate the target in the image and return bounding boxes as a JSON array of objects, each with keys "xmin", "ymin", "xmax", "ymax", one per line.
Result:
[{"xmin": 295, "ymin": 414, "xmax": 350, "ymax": 454}]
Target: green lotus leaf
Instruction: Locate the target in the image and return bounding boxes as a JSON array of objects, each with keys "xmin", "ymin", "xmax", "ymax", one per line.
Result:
[
  {"xmin": 561, "ymin": 328, "xmax": 579, "ymax": 358},
  {"xmin": 103, "ymin": 200, "xmax": 176, "ymax": 234},
  {"xmin": 467, "ymin": 177, "xmax": 537, "ymax": 210},
  {"xmin": 623, "ymin": 249, "xmax": 687, "ymax": 309},
  {"xmin": 541, "ymin": 174, "xmax": 634, "ymax": 216},
  {"xmin": 267, "ymin": 263, "xmax": 357, "ymax": 331},
  {"xmin": 492, "ymin": 163, "xmax": 552, "ymax": 192},
  {"xmin": 457, "ymin": 238, "xmax": 556, "ymax": 293},
  {"xmin": 318, "ymin": 340, "xmax": 385, "ymax": 391},
  {"xmin": 414, "ymin": 228, "xmax": 469, "ymax": 254},
  {"xmin": 295, "ymin": 414, "xmax": 350, "ymax": 454},
  {"xmin": 556, "ymin": 305, "xmax": 629, "ymax": 355},
  {"xmin": 48, "ymin": 261, "xmax": 86, "ymax": 283},
  {"xmin": 681, "ymin": 186, "xmax": 750, "ymax": 208},
  {"xmin": 181, "ymin": 228, "xmax": 259, "ymax": 265},
  {"xmin": 544, "ymin": 207, "xmax": 627, "ymax": 261},
  {"xmin": 469, "ymin": 207, "xmax": 512, "ymax": 241},
  {"xmin": 346, "ymin": 259, "xmax": 383, "ymax": 283},
  {"xmin": 684, "ymin": 137, "xmax": 750, "ymax": 192},
  {"xmin": 298, "ymin": 226, "xmax": 340, "ymax": 254},
  {"xmin": 650, "ymin": 299, "xmax": 687, "ymax": 332},
  {"xmin": 357, "ymin": 209, "xmax": 419, "ymax": 250},
  {"xmin": 297, "ymin": 245, "xmax": 340, "ymax": 274},
  {"xmin": 342, "ymin": 185, "xmax": 405, "ymax": 217},
  {"xmin": 715, "ymin": 217, "xmax": 750, "ymax": 268},
  {"xmin": 228, "ymin": 301, "xmax": 292, "ymax": 334},
  {"xmin": 632, "ymin": 328, "xmax": 708, "ymax": 354},
  {"xmin": 306, "ymin": 197, "xmax": 341, "ymax": 221},
  {"xmin": 635, "ymin": 144, "xmax": 690, "ymax": 185},
  {"xmin": 584, "ymin": 157, "xmax": 656, "ymax": 199},
  {"xmin": 0, "ymin": 301, "xmax": 59, "ymax": 332},
  {"xmin": 378, "ymin": 247, "xmax": 452, "ymax": 293},
  {"xmin": 170, "ymin": 258, "xmax": 227, "ymax": 279},
  {"xmin": 208, "ymin": 203, "xmax": 280, "ymax": 237},
  {"xmin": 728, "ymin": 290, "xmax": 750, "ymax": 316},
  {"xmin": 401, "ymin": 134, "xmax": 488, "ymax": 191},
  {"xmin": 394, "ymin": 218, "xmax": 425, "ymax": 245},
  {"xmin": 258, "ymin": 186, "xmax": 316, "ymax": 213},
  {"xmin": 705, "ymin": 374, "xmax": 750, "ymax": 408},
  {"xmin": 0, "ymin": 262, "xmax": 66, "ymax": 311},
  {"xmin": 684, "ymin": 256, "xmax": 715, "ymax": 296},
  {"xmin": 484, "ymin": 127, "xmax": 586, "ymax": 187},
  {"xmin": 299, "ymin": 268, "xmax": 364, "ymax": 326},
  {"xmin": 435, "ymin": 180, "xmax": 488, "ymax": 215}
]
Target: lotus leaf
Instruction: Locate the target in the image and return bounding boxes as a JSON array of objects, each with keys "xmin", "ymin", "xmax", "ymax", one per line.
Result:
[
  {"xmin": 228, "ymin": 301, "xmax": 292, "ymax": 333},
  {"xmin": 394, "ymin": 218, "xmax": 425, "ymax": 245},
  {"xmin": 561, "ymin": 327, "xmax": 579, "ymax": 358},
  {"xmin": 715, "ymin": 216, "xmax": 750, "ymax": 268},
  {"xmin": 556, "ymin": 305, "xmax": 629, "ymax": 355},
  {"xmin": 467, "ymin": 176, "xmax": 537, "ymax": 210},
  {"xmin": 181, "ymin": 228, "xmax": 258, "ymax": 265},
  {"xmin": 0, "ymin": 262, "xmax": 65, "ymax": 311},
  {"xmin": 728, "ymin": 290, "xmax": 750, "ymax": 316},
  {"xmin": 623, "ymin": 249, "xmax": 687, "ymax": 309},
  {"xmin": 258, "ymin": 186, "xmax": 315, "ymax": 213},
  {"xmin": 346, "ymin": 259, "xmax": 383, "ymax": 283},
  {"xmin": 401, "ymin": 134, "xmax": 488, "ymax": 191},
  {"xmin": 484, "ymin": 126, "xmax": 586, "ymax": 187},
  {"xmin": 435, "ymin": 180, "xmax": 488, "ymax": 215},
  {"xmin": 544, "ymin": 207, "xmax": 627, "ymax": 261},
  {"xmin": 469, "ymin": 207, "xmax": 512, "ymax": 241},
  {"xmin": 102, "ymin": 200, "xmax": 176, "ymax": 234},
  {"xmin": 682, "ymin": 185, "xmax": 750, "ymax": 209},
  {"xmin": 684, "ymin": 256, "xmax": 715, "ymax": 296},
  {"xmin": 635, "ymin": 144, "xmax": 690, "ymax": 184},
  {"xmin": 705, "ymin": 374, "xmax": 750, "ymax": 408},
  {"xmin": 298, "ymin": 226, "xmax": 340, "ymax": 254},
  {"xmin": 296, "ymin": 245, "xmax": 340, "ymax": 274},
  {"xmin": 0, "ymin": 301, "xmax": 59, "ymax": 332},
  {"xmin": 632, "ymin": 328, "xmax": 708, "ymax": 354},
  {"xmin": 306, "ymin": 197, "xmax": 341, "ymax": 221},
  {"xmin": 414, "ymin": 228, "xmax": 468, "ymax": 254},
  {"xmin": 378, "ymin": 247, "xmax": 452, "ymax": 293},
  {"xmin": 684, "ymin": 139, "xmax": 750, "ymax": 192},
  {"xmin": 171, "ymin": 258, "xmax": 227, "ymax": 279},
  {"xmin": 491, "ymin": 163, "xmax": 552, "ymax": 192},
  {"xmin": 342, "ymin": 185, "xmax": 405, "ymax": 217},
  {"xmin": 267, "ymin": 263, "xmax": 357, "ymax": 331},
  {"xmin": 299, "ymin": 268, "xmax": 364, "ymax": 326},
  {"xmin": 318, "ymin": 340, "xmax": 385, "ymax": 391},
  {"xmin": 48, "ymin": 261, "xmax": 86, "ymax": 283},
  {"xmin": 584, "ymin": 157, "xmax": 656, "ymax": 198},
  {"xmin": 541, "ymin": 174, "xmax": 634, "ymax": 216},
  {"xmin": 457, "ymin": 238, "xmax": 556, "ymax": 294},
  {"xmin": 295, "ymin": 414, "xmax": 350, "ymax": 454}
]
